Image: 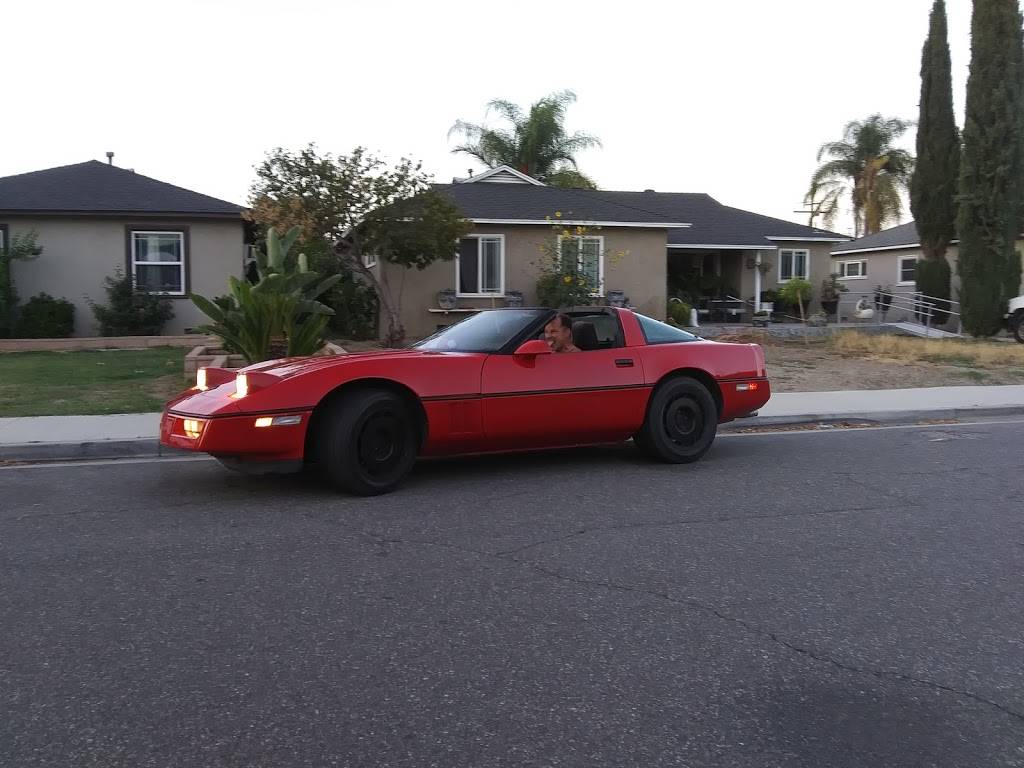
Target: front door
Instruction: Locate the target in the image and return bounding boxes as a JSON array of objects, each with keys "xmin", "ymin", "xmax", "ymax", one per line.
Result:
[{"xmin": 480, "ymin": 346, "xmax": 648, "ymax": 450}]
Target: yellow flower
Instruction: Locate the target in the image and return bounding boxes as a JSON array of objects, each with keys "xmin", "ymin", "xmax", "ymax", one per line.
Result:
[
  {"xmin": 575, "ymin": 226, "xmax": 584, "ymax": 235},
  {"xmin": 563, "ymin": 275, "xmax": 572, "ymax": 284},
  {"xmin": 554, "ymin": 211, "xmax": 562, "ymax": 218},
  {"xmin": 577, "ymin": 278, "xmax": 585, "ymax": 286}
]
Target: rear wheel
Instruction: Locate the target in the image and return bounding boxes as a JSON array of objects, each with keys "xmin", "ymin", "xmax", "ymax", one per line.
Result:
[
  {"xmin": 636, "ymin": 377, "xmax": 718, "ymax": 463},
  {"xmin": 1013, "ymin": 312, "xmax": 1024, "ymax": 344},
  {"xmin": 315, "ymin": 389, "xmax": 418, "ymax": 495}
]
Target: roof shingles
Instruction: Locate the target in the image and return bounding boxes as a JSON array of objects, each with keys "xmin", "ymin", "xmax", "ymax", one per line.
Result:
[
  {"xmin": 437, "ymin": 183, "xmax": 848, "ymax": 246},
  {"xmin": 0, "ymin": 160, "xmax": 244, "ymax": 217}
]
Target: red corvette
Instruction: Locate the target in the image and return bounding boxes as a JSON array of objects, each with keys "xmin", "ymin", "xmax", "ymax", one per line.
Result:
[{"xmin": 161, "ymin": 308, "xmax": 770, "ymax": 495}]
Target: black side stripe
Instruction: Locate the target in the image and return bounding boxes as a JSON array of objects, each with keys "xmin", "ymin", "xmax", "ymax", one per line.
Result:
[{"xmin": 423, "ymin": 383, "xmax": 652, "ymax": 401}]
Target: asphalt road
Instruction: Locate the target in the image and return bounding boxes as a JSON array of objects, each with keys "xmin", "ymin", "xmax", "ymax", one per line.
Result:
[{"xmin": 2, "ymin": 419, "xmax": 1023, "ymax": 768}]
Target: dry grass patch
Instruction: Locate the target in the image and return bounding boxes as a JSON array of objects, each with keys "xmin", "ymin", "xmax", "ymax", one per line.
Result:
[{"xmin": 831, "ymin": 332, "xmax": 1024, "ymax": 367}]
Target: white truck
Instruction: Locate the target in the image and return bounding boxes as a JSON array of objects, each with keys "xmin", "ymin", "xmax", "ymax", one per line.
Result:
[{"xmin": 1009, "ymin": 295, "xmax": 1024, "ymax": 343}]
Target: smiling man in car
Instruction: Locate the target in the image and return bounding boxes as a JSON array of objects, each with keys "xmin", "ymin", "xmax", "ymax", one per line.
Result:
[{"xmin": 543, "ymin": 314, "xmax": 581, "ymax": 353}]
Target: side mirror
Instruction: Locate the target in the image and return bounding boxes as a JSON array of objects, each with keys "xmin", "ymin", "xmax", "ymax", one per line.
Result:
[{"xmin": 513, "ymin": 339, "xmax": 552, "ymax": 358}]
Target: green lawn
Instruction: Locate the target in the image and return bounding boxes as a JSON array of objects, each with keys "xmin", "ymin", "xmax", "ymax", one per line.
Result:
[{"xmin": 0, "ymin": 348, "xmax": 190, "ymax": 417}]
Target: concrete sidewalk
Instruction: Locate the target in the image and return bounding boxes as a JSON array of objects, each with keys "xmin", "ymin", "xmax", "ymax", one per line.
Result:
[{"xmin": 2, "ymin": 385, "xmax": 1023, "ymax": 462}]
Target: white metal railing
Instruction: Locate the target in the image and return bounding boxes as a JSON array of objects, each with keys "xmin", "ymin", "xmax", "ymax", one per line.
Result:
[{"xmin": 838, "ymin": 290, "xmax": 962, "ymax": 335}]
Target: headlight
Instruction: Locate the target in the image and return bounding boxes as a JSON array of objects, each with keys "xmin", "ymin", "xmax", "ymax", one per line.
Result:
[
  {"xmin": 195, "ymin": 368, "xmax": 208, "ymax": 391},
  {"xmin": 182, "ymin": 418, "xmax": 205, "ymax": 439},
  {"xmin": 234, "ymin": 373, "xmax": 249, "ymax": 398}
]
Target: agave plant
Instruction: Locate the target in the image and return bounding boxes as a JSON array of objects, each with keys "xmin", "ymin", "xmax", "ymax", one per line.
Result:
[{"xmin": 192, "ymin": 226, "xmax": 341, "ymax": 363}]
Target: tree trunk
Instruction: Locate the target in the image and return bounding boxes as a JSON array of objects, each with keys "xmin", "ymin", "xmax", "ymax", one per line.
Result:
[{"xmin": 339, "ymin": 251, "xmax": 406, "ymax": 348}]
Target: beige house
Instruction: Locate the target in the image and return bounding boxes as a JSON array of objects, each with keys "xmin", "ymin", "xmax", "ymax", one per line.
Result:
[
  {"xmin": 830, "ymin": 222, "xmax": 1024, "ymax": 324},
  {"xmin": 375, "ymin": 166, "xmax": 850, "ymax": 340},
  {"xmin": 0, "ymin": 160, "xmax": 247, "ymax": 336}
]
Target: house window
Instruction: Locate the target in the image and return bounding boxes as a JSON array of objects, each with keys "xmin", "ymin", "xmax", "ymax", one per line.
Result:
[
  {"xmin": 0, "ymin": 225, "xmax": 6, "ymax": 252},
  {"xmin": 559, "ymin": 235, "xmax": 604, "ymax": 294},
  {"xmin": 362, "ymin": 253, "xmax": 378, "ymax": 269},
  {"xmin": 899, "ymin": 256, "xmax": 918, "ymax": 285},
  {"xmin": 838, "ymin": 260, "xmax": 868, "ymax": 279},
  {"xmin": 779, "ymin": 249, "xmax": 809, "ymax": 281},
  {"xmin": 131, "ymin": 231, "xmax": 185, "ymax": 295},
  {"xmin": 456, "ymin": 235, "xmax": 504, "ymax": 296}
]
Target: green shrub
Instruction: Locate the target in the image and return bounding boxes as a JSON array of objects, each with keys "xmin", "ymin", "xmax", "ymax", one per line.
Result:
[
  {"xmin": 88, "ymin": 268, "xmax": 174, "ymax": 336},
  {"xmin": 667, "ymin": 300, "xmax": 692, "ymax": 326},
  {"xmin": 16, "ymin": 293, "xmax": 75, "ymax": 338}
]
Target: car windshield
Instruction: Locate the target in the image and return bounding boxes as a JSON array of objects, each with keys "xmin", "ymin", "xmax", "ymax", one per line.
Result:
[{"xmin": 413, "ymin": 309, "xmax": 550, "ymax": 353}]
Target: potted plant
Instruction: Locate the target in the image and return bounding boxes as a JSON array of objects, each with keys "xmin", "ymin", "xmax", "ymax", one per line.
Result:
[
  {"xmin": 438, "ymin": 288, "xmax": 457, "ymax": 310},
  {"xmin": 607, "ymin": 289, "xmax": 627, "ymax": 307},
  {"xmin": 820, "ymin": 273, "xmax": 848, "ymax": 318}
]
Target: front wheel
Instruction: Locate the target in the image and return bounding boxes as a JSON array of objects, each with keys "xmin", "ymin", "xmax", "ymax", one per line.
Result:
[
  {"xmin": 635, "ymin": 377, "xmax": 718, "ymax": 463},
  {"xmin": 315, "ymin": 389, "xmax": 418, "ymax": 495},
  {"xmin": 1013, "ymin": 313, "xmax": 1024, "ymax": 344}
]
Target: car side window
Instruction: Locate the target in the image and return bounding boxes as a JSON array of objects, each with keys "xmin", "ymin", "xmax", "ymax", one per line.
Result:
[
  {"xmin": 531, "ymin": 313, "xmax": 624, "ymax": 351},
  {"xmin": 636, "ymin": 313, "xmax": 699, "ymax": 344}
]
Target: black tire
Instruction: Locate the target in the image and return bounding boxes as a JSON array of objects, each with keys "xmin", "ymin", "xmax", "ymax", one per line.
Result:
[
  {"xmin": 636, "ymin": 377, "xmax": 718, "ymax": 464},
  {"xmin": 1013, "ymin": 313, "xmax": 1024, "ymax": 344},
  {"xmin": 315, "ymin": 388, "xmax": 418, "ymax": 495}
]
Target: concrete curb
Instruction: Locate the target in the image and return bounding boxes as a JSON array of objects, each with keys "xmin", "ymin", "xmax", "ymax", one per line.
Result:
[
  {"xmin": 3, "ymin": 405, "xmax": 1023, "ymax": 462},
  {"xmin": 720, "ymin": 405, "xmax": 1024, "ymax": 430},
  {"xmin": 0, "ymin": 439, "xmax": 189, "ymax": 463}
]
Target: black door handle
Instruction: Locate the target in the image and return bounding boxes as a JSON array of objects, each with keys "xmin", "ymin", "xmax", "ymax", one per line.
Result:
[{"xmin": 615, "ymin": 358, "xmax": 634, "ymax": 368}]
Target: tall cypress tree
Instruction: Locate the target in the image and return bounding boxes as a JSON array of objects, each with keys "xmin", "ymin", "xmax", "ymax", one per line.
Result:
[
  {"xmin": 911, "ymin": 0, "xmax": 959, "ymax": 322},
  {"xmin": 958, "ymin": 0, "xmax": 1024, "ymax": 336}
]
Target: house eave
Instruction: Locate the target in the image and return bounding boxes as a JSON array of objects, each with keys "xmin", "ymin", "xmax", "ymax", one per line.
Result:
[
  {"xmin": 766, "ymin": 235, "xmax": 851, "ymax": 242},
  {"xmin": 470, "ymin": 218, "xmax": 691, "ymax": 229},
  {"xmin": 0, "ymin": 209, "xmax": 246, "ymax": 219},
  {"xmin": 667, "ymin": 243, "xmax": 777, "ymax": 250},
  {"xmin": 831, "ymin": 242, "xmax": 926, "ymax": 255}
]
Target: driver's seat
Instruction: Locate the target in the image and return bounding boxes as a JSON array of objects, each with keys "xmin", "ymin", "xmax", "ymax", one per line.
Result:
[{"xmin": 572, "ymin": 321, "xmax": 600, "ymax": 351}]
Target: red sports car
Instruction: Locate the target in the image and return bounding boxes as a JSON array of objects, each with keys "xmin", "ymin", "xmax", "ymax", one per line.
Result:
[{"xmin": 161, "ymin": 308, "xmax": 770, "ymax": 495}]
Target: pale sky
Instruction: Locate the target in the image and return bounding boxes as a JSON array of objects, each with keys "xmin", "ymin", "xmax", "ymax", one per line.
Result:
[{"xmin": 2, "ymin": 0, "xmax": 973, "ymax": 236}]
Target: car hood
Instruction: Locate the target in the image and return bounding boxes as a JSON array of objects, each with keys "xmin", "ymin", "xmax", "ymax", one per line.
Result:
[{"xmin": 239, "ymin": 348, "xmax": 448, "ymax": 380}]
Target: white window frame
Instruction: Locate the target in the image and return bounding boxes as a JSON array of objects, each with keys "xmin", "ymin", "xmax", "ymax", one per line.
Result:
[
  {"xmin": 455, "ymin": 234, "xmax": 505, "ymax": 297},
  {"xmin": 362, "ymin": 253, "xmax": 378, "ymax": 269},
  {"xmin": 558, "ymin": 234, "xmax": 605, "ymax": 296},
  {"xmin": 131, "ymin": 230, "xmax": 186, "ymax": 296},
  {"xmin": 838, "ymin": 260, "xmax": 868, "ymax": 280},
  {"xmin": 778, "ymin": 249, "xmax": 810, "ymax": 282},
  {"xmin": 0, "ymin": 226, "xmax": 5, "ymax": 252},
  {"xmin": 898, "ymin": 256, "xmax": 919, "ymax": 286}
]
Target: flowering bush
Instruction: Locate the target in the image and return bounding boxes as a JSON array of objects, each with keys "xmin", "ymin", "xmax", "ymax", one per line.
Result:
[{"xmin": 533, "ymin": 213, "xmax": 622, "ymax": 308}]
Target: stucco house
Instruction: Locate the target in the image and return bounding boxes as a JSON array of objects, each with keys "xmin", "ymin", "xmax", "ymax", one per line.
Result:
[
  {"xmin": 374, "ymin": 166, "xmax": 849, "ymax": 339},
  {"xmin": 830, "ymin": 221, "xmax": 1024, "ymax": 323},
  {"xmin": 0, "ymin": 160, "xmax": 247, "ymax": 336}
]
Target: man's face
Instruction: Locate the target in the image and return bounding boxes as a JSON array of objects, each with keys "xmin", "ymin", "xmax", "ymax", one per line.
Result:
[{"xmin": 544, "ymin": 319, "xmax": 573, "ymax": 352}]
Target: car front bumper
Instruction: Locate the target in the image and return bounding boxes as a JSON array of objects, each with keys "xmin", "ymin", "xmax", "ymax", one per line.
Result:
[{"xmin": 160, "ymin": 409, "xmax": 311, "ymax": 464}]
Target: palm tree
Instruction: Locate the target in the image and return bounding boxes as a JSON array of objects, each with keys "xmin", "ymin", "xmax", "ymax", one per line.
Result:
[
  {"xmin": 805, "ymin": 115, "xmax": 915, "ymax": 236},
  {"xmin": 449, "ymin": 90, "xmax": 601, "ymax": 188}
]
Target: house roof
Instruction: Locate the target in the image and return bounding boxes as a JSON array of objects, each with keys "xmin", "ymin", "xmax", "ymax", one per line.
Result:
[
  {"xmin": 831, "ymin": 221, "xmax": 921, "ymax": 255},
  {"xmin": 0, "ymin": 160, "xmax": 245, "ymax": 218},
  {"xmin": 437, "ymin": 179, "xmax": 849, "ymax": 245},
  {"xmin": 435, "ymin": 182, "xmax": 692, "ymax": 228}
]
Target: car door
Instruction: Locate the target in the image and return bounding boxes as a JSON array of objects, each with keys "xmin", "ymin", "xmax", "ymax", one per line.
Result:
[{"xmin": 480, "ymin": 327, "xmax": 648, "ymax": 450}]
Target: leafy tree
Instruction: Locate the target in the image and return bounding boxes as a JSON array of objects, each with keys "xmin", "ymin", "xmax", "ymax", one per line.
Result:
[
  {"xmin": 911, "ymin": 0, "xmax": 960, "ymax": 322},
  {"xmin": 778, "ymin": 278, "xmax": 813, "ymax": 323},
  {"xmin": 957, "ymin": 0, "xmax": 1024, "ymax": 336},
  {"xmin": 250, "ymin": 145, "xmax": 471, "ymax": 347},
  {"xmin": 88, "ymin": 268, "xmax": 174, "ymax": 336},
  {"xmin": 449, "ymin": 90, "xmax": 601, "ymax": 188},
  {"xmin": 806, "ymin": 115, "xmax": 915, "ymax": 236},
  {"xmin": 0, "ymin": 231, "xmax": 43, "ymax": 337}
]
